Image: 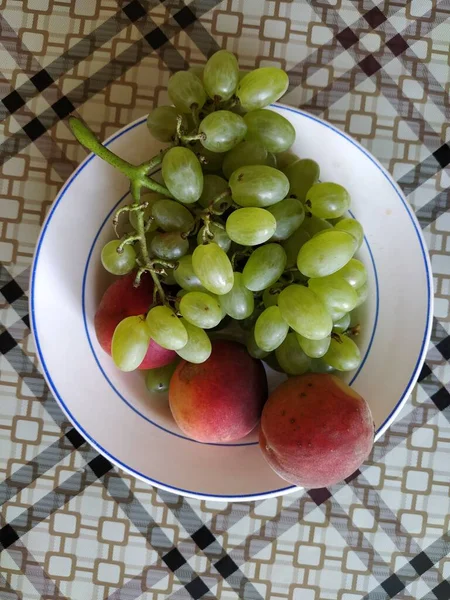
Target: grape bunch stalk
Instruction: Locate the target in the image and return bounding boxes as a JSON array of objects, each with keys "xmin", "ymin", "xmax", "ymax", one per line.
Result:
[{"xmin": 70, "ymin": 49, "xmax": 368, "ymax": 381}]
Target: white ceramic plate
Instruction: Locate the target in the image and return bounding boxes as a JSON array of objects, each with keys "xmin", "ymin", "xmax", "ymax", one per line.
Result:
[{"xmin": 30, "ymin": 105, "xmax": 432, "ymax": 501}]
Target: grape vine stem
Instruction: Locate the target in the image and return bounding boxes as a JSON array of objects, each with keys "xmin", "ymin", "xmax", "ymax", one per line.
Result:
[{"xmin": 68, "ymin": 117, "xmax": 172, "ymax": 197}]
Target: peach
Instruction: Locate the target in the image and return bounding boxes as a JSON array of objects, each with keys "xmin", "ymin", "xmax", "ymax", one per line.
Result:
[
  {"xmin": 94, "ymin": 273, "xmax": 176, "ymax": 369},
  {"xmin": 260, "ymin": 373, "xmax": 374, "ymax": 488},
  {"xmin": 169, "ymin": 340, "xmax": 268, "ymax": 443}
]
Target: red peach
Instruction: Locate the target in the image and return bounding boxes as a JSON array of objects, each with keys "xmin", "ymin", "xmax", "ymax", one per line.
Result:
[
  {"xmin": 94, "ymin": 273, "xmax": 176, "ymax": 369},
  {"xmin": 169, "ymin": 340, "xmax": 268, "ymax": 443},
  {"xmin": 260, "ymin": 373, "xmax": 374, "ymax": 488}
]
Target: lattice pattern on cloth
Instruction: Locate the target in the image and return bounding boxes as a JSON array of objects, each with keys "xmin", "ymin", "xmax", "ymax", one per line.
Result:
[{"xmin": 1, "ymin": 1, "xmax": 450, "ymax": 598}]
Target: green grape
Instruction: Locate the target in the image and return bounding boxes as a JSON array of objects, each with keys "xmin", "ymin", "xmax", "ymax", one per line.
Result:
[
  {"xmin": 310, "ymin": 358, "xmax": 335, "ymax": 374},
  {"xmin": 333, "ymin": 312, "xmax": 351, "ymax": 333},
  {"xmin": 179, "ymin": 291, "xmax": 223, "ymax": 329},
  {"xmin": 176, "ymin": 319, "xmax": 212, "ymax": 363},
  {"xmin": 167, "ymin": 70, "xmax": 206, "ymax": 113},
  {"xmin": 254, "ymin": 306, "xmax": 289, "ymax": 352},
  {"xmin": 239, "ymin": 307, "xmax": 263, "ymax": 331},
  {"xmin": 296, "ymin": 334, "xmax": 330, "ymax": 358},
  {"xmin": 297, "ymin": 230, "xmax": 356, "ymax": 278},
  {"xmin": 244, "ymin": 109, "xmax": 295, "ymax": 153},
  {"xmin": 301, "ymin": 214, "xmax": 332, "ymax": 237},
  {"xmin": 229, "ymin": 165, "xmax": 290, "ymax": 207},
  {"xmin": 335, "ymin": 258, "xmax": 367, "ymax": 289},
  {"xmin": 236, "ymin": 67, "xmax": 289, "ymax": 111},
  {"xmin": 146, "ymin": 362, "xmax": 178, "ymax": 393},
  {"xmin": 150, "ymin": 232, "xmax": 189, "ymax": 260},
  {"xmin": 152, "ymin": 199, "xmax": 194, "ymax": 233},
  {"xmin": 262, "ymin": 283, "xmax": 283, "ymax": 308},
  {"xmin": 146, "ymin": 306, "xmax": 188, "ymax": 350},
  {"xmin": 199, "ymin": 111, "xmax": 247, "ymax": 153},
  {"xmin": 324, "ymin": 333, "xmax": 361, "ymax": 371},
  {"xmin": 246, "ymin": 328, "xmax": 270, "ymax": 359},
  {"xmin": 242, "ymin": 243, "xmax": 287, "ymax": 291},
  {"xmin": 275, "ymin": 332, "xmax": 311, "ymax": 375},
  {"xmin": 146, "ymin": 106, "xmax": 180, "ymax": 142},
  {"xmin": 101, "ymin": 240, "xmax": 136, "ymax": 275},
  {"xmin": 162, "ymin": 147, "xmax": 203, "ymax": 204},
  {"xmin": 112, "ymin": 315, "xmax": 151, "ymax": 372},
  {"xmin": 335, "ymin": 218, "xmax": 364, "ymax": 251},
  {"xmin": 194, "ymin": 143, "xmax": 225, "ymax": 173},
  {"xmin": 305, "ymin": 182, "xmax": 351, "ymax": 219},
  {"xmin": 226, "ymin": 207, "xmax": 276, "ymax": 246},
  {"xmin": 308, "ymin": 275, "xmax": 358, "ymax": 321},
  {"xmin": 203, "ymin": 49, "xmax": 239, "ymax": 101},
  {"xmin": 188, "ymin": 66, "xmax": 204, "ymax": 80},
  {"xmin": 173, "ymin": 255, "xmax": 205, "ymax": 291},
  {"xmin": 278, "ymin": 285, "xmax": 333, "ymax": 340},
  {"xmin": 129, "ymin": 192, "xmax": 163, "ymax": 231},
  {"xmin": 198, "ymin": 174, "xmax": 229, "ymax": 209},
  {"xmin": 284, "ymin": 158, "xmax": 320, "ymax": 202},
  {"xmin": 276, "ymin": 151, "xmax": 299, "ymax": 170},
  {"xmin": 222, "ymin": 141, "xmax": 268, "ymax": 180},
  {"xmin": 268, "ymin": 198, "xmax": 305, "ymax": 241},
  {"xmin": 265, "ymin": 153, "xmax": 277, "ymax": 168},
  {"xmin": 282, "ymin": 229, "xmax": 311, "ymax": 268},
  {"xmin": 197, "ymin": 222, "xmax": 231, "ymax": 252},
  {"xmin": 219, "ymin": 272, "xmax": 254, "ymax": 320},
  {"xmin": 355, "ymin": 281, "xmax": 369, "ymax": 307},
  {"xmin": 192, "ymin": 243, "xmax": 234, "ymax": 295}
]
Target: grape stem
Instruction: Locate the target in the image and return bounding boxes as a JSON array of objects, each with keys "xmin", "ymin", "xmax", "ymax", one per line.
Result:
[
  {"xmin": 117, "ymin": 234, "xmax": 141, "ymax": 253},
  {"xmin": 68, "ymin": 117, "xmax": 172, "ymax": 197},
  {"xmin": 175, "ymin": 113, "xmax": 205, "ymax": 144},
  {"xmin": 201, "ymin": 213, "xmax": 215, "ymax": 244},
  {"xmin": 331, "ymin": 332, "xmax": 344, "ymax": 344},
  {"xmin": 346, "ymin": 324, "xmax": 360, "ymax": 337},
  {"xmin": 129, "ymin": 181, "xmax": 174, "ymax": 304},
  {"xmin": 112, "ymin": 202, "xmax": 149, "ymax": 237},
  {"xmin": 69, "ymin": 117, "xmax": 177, "ymax": 305}
]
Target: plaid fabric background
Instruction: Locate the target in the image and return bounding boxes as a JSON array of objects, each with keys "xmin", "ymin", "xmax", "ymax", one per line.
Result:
[{"xmin": 1, "ymin": 0, "xmax": 450, "ymax": 598}]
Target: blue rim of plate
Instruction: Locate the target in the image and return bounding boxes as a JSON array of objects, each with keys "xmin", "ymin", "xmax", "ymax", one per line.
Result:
[
  {"xmin": 81, "ymin": 190, "xmax": 379, "ymax": 447},
  {"xmin": 30, "ymin": 104, "xmax": 433, "ymax": 500}
]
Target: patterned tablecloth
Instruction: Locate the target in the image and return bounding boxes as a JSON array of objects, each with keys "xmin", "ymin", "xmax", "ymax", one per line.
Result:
[{"xmin": 1, "ymin": 1, "xmax": 450, "ymax": 598}]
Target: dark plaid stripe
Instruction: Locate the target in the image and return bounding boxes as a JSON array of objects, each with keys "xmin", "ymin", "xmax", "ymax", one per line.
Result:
[
  {"xmin": 95, "ymin": 470, "xmax": 215, "ymax": 599},
  {"xmin": 416, "ymin": 189, "xmax": 450, "ymax": 229},
  {"xmin": 158, "ymin": 490, "xmax": 264, "ymax": 600},
  {"xmin": 397, "ymin": 157, "xmax": 450, "ymax": 198},
  {"xmin": 0, "ymin": 456, "xmax": 113, "ymax": 550},
  {"xmin": 0, "ymin": 429, "xmax": 86, "ymax": 507},
  {"xmin": 0, "ymin": 7, "xmax": 139, "ymax": 121},
  {"xmin": 363, "ymin": 533, "xmax": 450, "ymax": 600}
]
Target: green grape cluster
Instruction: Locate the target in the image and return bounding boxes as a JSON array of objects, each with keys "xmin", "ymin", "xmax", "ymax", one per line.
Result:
[{"xmin": 84, "ymin": 49, "xmax": 368, "ymax": 383}]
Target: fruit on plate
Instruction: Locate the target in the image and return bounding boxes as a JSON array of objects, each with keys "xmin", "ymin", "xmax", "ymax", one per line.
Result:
[
  {"xmin": 169, "ymin": 340, "xmax": 268, "ymax": 443},
  {"xmin": 71, "ymin": 49, "xmax": 372, "ymax": 470},
  {"xmin": 67, "ymin": 49, "xmax": 378, "ymax": 490},
  {"xmin": 94, "ymin": 273, "xmax": 176, "ymax": 369},
  {"xmin": 259, "ymin": 373, "xmax": 374, "ymax": 488}
]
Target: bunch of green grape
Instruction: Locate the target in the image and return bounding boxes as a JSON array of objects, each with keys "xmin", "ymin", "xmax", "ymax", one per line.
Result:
[{"xmin": 100, "ymin": 49, "xmax": 368, "ymax": 378}]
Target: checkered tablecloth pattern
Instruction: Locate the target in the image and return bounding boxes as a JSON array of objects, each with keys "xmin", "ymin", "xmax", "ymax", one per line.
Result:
[{"xmin": 1, "ymin": 1, "xmax": 450, "ymax": 598}]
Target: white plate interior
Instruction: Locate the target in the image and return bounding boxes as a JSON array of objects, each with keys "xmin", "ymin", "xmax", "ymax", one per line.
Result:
[{"xmin": 31, "ymin": 105, "xmax": 432, "ymax": 501}]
